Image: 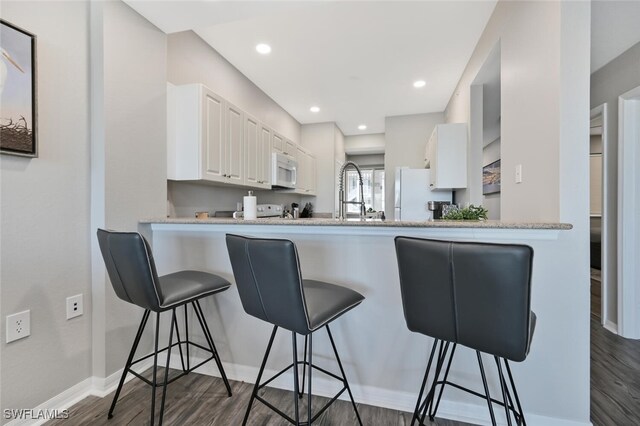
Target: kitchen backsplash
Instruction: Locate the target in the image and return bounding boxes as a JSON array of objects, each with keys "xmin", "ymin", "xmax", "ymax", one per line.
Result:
[{"xmin": 167, "ymin": 180, "xmax": 305, "ymax": 217}]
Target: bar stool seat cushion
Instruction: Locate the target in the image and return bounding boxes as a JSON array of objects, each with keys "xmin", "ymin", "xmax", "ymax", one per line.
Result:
[
  {"xmin": 158, "ymin": 271, "xmax": 231, "ymax": 310},
  {"xmin": 303, "ymin": 279, "xmax": 364, "ymax": 331}
]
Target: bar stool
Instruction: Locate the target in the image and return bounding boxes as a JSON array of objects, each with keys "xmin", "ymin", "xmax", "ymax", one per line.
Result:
[
  {"xmin": 394, "ymin": 237, "xmax": 536, "ymax": 426},
  {"xmin": 225, "ymin": 234, "xmax": 364, "ymax": 426},
  {"xmin": 97, "ymin": 229, "xmax": 233, "ymax": 425}
]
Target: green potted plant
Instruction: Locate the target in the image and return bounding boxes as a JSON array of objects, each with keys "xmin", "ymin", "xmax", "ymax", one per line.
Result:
[{"xmin": 441, "ymin": 204, "xmax": 488, "ymax": 221}]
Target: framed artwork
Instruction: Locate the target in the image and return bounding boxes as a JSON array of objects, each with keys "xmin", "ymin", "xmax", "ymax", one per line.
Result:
[
  {"xmin": 482, "ymin": 159, "xmax": 501, "ymax": 195},
  {"xmin": 1, "ymin": 19, "xmax": 37, "ymax": 157}
]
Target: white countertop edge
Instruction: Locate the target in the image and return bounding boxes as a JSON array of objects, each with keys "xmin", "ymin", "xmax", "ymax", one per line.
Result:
[{"xmin": 147, "ymin": 222, "xmax": 562, "ymax": 241}]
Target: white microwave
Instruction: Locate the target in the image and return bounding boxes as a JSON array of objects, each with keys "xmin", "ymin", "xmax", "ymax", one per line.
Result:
[{"xmin": 272, "ymin": 152, "xmax": 297, "ymax": 188}]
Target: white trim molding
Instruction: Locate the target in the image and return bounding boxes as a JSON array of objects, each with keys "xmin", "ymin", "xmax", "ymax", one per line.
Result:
[{"xmin": 4, "ymin": 360, "xmax": 153, "ymax": 426}]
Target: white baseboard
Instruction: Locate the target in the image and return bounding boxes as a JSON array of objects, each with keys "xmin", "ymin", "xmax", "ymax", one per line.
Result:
[
  {"xmin": 4, "ymin": 359, "xmax": 154, "ymax": 426},
  {"xmin": 159, "ymin": 353, "xmax": 592, "ymax": 426},
  {"xmin": 603, "ymin": 319, "xmax": 618, "ymax": 334}
]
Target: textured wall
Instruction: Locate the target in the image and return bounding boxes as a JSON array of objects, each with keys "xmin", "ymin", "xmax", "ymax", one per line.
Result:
[{"xmin": 0, "ymin": 1, "xmax": 92, "ymax": 418}]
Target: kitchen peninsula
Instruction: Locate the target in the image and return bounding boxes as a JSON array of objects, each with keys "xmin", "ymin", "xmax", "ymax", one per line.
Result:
[{"xmin": 141, "ymin": 218, "xmax": 578, "ymax": 425}]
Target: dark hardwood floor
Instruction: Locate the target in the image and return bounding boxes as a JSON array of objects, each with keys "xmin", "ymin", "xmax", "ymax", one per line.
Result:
[
  {"xmin": 46, "ymin": 369, "xmax": 470, "ymax": 426},
  {"xmin": 590, "ymin": 269, "xmax": 640, "ymax": 426}
]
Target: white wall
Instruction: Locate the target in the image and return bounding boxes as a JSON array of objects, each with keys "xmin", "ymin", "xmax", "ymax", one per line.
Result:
[
  {"xmin": 590, "ymin": 40, "xmax": 640, "ymax": 327},
  {"xmin": 445, "ymin": 1, "xmax": 591, "ymax": 422},
  {"xmin": 384, "ymin": 113, "xmax": 444, "ymax": 219},
  {"xmin": 96, "ymin": 0, "xmax": 169, "ymax": 376},
  {"xmin": 344, "ymin": 133, "xmax": 385, "ymax": 155},
  {"xmin": 0, "ymin": 1, "xmax": 92, "ymax": 417},
  {"xmin": 482, "ymin": 138, "xmax": 501, "ymax": 219}
]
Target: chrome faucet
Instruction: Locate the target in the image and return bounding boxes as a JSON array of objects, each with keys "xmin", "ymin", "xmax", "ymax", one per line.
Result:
[{"xmin": 338, "ymin": 161, "xmax": 366, "ymax": 220}]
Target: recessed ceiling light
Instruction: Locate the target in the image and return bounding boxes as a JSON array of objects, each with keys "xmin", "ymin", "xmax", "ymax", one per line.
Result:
[
  {"xmin": 358, "ymin": 124, "xmax": 367, "ymax": 130},
  {"xmin": 413, "ymin": 80, "xmax": 426, "ymax": 88},
  {"xmin": 310, "ymin": 106, "xmax": 320, "ymax": 113},
  {"xmin": 256, "ymin": 43, "xmax": 271, "ymax": 55}
]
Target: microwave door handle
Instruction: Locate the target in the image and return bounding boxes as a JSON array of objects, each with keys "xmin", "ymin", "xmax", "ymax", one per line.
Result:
[{"xmin": 292, "ymin": 165, "xmax": 297, "ymax": 186}]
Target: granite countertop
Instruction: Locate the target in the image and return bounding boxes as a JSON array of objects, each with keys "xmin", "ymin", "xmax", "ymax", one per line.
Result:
[{"xmin": 141, "ymin": 217, "xmax": 573, "ymax": 230}]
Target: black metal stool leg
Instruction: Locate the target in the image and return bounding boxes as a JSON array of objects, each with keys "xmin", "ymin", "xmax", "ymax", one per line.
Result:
[
  {"xmin": 292, "ymin": 332, "xmax": 301, "ymax": 425},
  {"xmin": 477, "ymin": 351, "xmax": 497, "ymax": 426},
  {"xmin": 193, "ymin": 300, "xmax": 232, "ymax": 396},
  {"xmin": 172, "ymin": 312, "xmax": 187, "ymax": 373},
  {"xmin": 429, "ymin": 343, "xmax": 457, "ymax": 420},
  {"xmin": 410, "ymin": 339, "xmax": 439, "ymax": 426},
  {"xmin": 495, "ymin": 356, "xmax": 513, "ymax": 426},
  {"xmin": 150, "ymin": 312, "xmax": 161, "ymax": 426},
  {"xmin": 326, "ymin": 325, "xmax": 363, "ymax": 426},
  {"xmin": 158, "ymin": 309, "xmax": 176, "ymax": 425},
  {"xmin": 307, "ymin": 333, "xmax": 313, "ymax": 426},
  {"xmin": 184, "ymin": 304, "xmax": 190, "ymax": 371},
  {"xmin": 242, "ymin": 325, "xmax": 278, "ymax": 426},
  {"xmin": 299, "ymin": 334, "xmax": 308, "ymax": 399},
  {"xmin": 504, "ymin": 359, "xmax": 526, "ymax": 426},
  {"xmin": 421, "ymin": 341, "xmax": 449, "ymax": 425},
  {"xmin": 108, "ymin": 309, "xmax": 150, "ymax": 419}
]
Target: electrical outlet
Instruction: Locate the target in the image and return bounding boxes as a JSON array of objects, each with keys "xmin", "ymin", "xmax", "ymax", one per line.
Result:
[
  {"xmin": 66, "ymin": 294, "xmax": 83, "ymax": 320},
  {"xmin": 6, "ymin": 310, "xmax": 30, "ymax": 343}
]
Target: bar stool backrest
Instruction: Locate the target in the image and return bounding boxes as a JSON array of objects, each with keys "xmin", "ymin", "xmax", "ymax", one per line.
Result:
[
  {"xmin": 97, "ymin": 229, "xmax": 162, "ymax": 312},
  {"xmin": 395, "ymin": 237, "xmax": 534, "ymax": 362},
  {"xmin": 226, "ymin": 234, "xmax": 310, "ymax": 335}
]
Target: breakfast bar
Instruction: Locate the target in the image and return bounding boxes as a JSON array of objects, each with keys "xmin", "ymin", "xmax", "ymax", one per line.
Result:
[{"xmin": 140, "ymin": 218, "xmax": 582, "ymax": 426}]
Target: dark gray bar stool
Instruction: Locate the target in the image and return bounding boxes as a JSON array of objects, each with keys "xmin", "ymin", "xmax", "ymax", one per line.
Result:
[
  {"xmin": 226, "ymin": 234, "xmax": 364, "ymax": 426},
  {"xmin": 395, "ymin": 237, "xmax": 536, "ymax": 426},
  {"xmin": 97, "ymin": 229, "xmax": 232, "ymax": 425}
]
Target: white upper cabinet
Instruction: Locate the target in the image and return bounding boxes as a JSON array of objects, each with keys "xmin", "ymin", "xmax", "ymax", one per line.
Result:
[
  {"xmin": 258, "ymin": 125, "xmax": 272, "ymax": 187},
  {"xmin": 272, "ymin": 132, "xmax": 284, "ymax": 153},
  {"xmin": 293, "ymin": 146, "xmax": 316, "ymax": 195},
  {"xmin": 244, "ymin": 114, "xmax": 260, "ymax": 187},
  {"xmin": 225, "ymin": 102, "xmax": 244, "ymax": 184},
  {"xmin": 425, "ymin": 123, "xmax": 467, "ymax": 190},
  {"xmin": 283, "ymin": 139, "xmax": 296, "ymax": 157},
  {"xmin": 245, "ymin": 122, "xmax": 271, "ymax": 189},
  {"xmin": 168, "ymin": 83, "xmax": 312, "ymax": 194}
]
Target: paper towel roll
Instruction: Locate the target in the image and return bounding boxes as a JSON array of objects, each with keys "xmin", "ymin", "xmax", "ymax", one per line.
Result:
[{"xmin": 243, "ymin": 191, "xmax": 257, "ymax": 220}]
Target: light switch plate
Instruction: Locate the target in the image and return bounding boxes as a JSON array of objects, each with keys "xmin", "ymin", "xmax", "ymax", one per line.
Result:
[
  {"xmin": 515, "ymin": 164, "xmax": 523, "ymax": 183},
  {"xmin": 6, "ymin": 310, "xmax": 30, "ymax": 343}
]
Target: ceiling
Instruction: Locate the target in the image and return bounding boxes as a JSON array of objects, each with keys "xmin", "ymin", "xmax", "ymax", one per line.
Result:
[
  {"xmin": 592, "ymin": 0, "xmax": 640, "ymax": 73},
  {"xmin": 125, "ymin": 1, "xmax": 497, "ymax": 135},
  {"xmin": 122, "ymin": 1, "xmax": 640, "ymax": 134}
]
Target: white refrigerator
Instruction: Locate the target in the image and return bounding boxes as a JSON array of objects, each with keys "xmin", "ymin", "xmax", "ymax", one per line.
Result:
[{"xmin": 394, "ymin": 168, "xmax": 452, "ymax": 221}]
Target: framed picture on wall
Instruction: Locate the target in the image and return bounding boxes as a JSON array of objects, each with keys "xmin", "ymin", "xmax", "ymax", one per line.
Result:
[
  {"xmin": 0, "ymin": 19, "xmax": 37, "ymax": 157},
  {"xmin": 482, "ymin": 159, "xmax": 501, "ymax": 195}
]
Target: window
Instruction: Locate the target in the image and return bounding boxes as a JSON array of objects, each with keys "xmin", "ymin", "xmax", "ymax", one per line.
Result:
[{"xmin": 346, "ymin": 168, "xmax": 385, "ymax": 214}]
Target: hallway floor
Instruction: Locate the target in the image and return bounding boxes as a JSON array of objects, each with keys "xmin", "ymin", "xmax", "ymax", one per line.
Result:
[{"xmin": 591, "ymin": 269, "xmax": 640, "ymax": 425}]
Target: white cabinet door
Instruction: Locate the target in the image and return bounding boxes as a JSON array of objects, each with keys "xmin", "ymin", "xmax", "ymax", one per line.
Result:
[
  {"xmin": 259, "ymin": 124, "xmax": 272, "ymax": 187},
  {"xmin": 226, "ymin": 102, "xmax": 244, "ymax": 184},
  {"xmin": 284, "ymin": 139, "xmax": 296, "ymax": 157},
  {"xmin": 427, "ymin": 123, "xmax": 467, "ymax": 190},
  {"xmin": 244, "ymin": 114, "xmax": 260, "ymax": 187},
  {"xmin": 307, "ymin": 154, "xmax": 317, "ymax": 195},
  {"xmin": 295, "ymin": 145, "xmax": 307, "ymax": 191},
  {"xmin": 202, "ymin": 89, "xmax": 226, "ymax": 182},
  {"xmin": 272, "ymin": 132, "xmax": 284, "ymax": 153}
]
